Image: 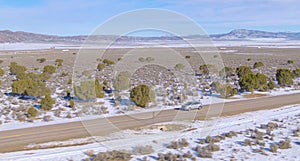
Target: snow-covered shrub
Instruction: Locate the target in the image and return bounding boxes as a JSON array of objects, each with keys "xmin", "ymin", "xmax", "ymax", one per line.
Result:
[
  {"xmin": 133, "ymin": 145, "xmax": 154, "ymax": 155},
  {"xmin": 167, "ymin": 138, "xmax": 189, "ymax": 149},
  {"xmin": 270, "ymin": 144, "xmax": 278, "ymax": 153},
  {"xmin": 278, "ymin": 138, "xmax": 291, "ymax": 149},
  {"xmin": 196, "ymin": 146, "xmax": 212, "ymax": 158},
  {"xmin": 244, "ymin": 139, "xmax": 252, "ymax": 146},
  {"xmin": 92, "ymin": 150, "xmax": 131, "ymax": 161}
]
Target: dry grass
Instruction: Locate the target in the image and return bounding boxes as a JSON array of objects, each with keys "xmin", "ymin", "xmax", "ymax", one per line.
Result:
[{"xmin": 243, "ymin": 93, "xmax": 268, "ymax": 98}]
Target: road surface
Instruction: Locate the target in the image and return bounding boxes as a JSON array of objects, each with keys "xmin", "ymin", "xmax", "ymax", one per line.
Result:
[{"xmin": 0, "ymin": 93, "xmax": 300, "ymax": 153}]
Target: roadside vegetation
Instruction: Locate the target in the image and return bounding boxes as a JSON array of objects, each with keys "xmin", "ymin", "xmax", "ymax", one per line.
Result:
[{"xmin": 0, "ymin": 49, "xmax": 299, "ymax": 126}]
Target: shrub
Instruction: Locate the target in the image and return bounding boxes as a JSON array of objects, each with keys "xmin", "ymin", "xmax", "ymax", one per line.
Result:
[
  {"xmin": 225, "ymin": 131, "xmax": 237, "ymax": 138},
  {"xmin": 267, "ymin": 122, "xmax": 278, "ymax": 130},
  {"xmin": 236, "ymin": 66, "xmax": 252, "ymax": 78},
  {"xmin": 278, "ymin": 138, "xmax": 291, "ymax": 149},
  {"xmin": 239, "ymin": 73, "xmax": 257, "ymax": 92},
  {"xmin": 55, "ymin": 59, "xmax": 63, "ymax": 67},
  {"xmin": 74, "ymin": 80, "xmax": 104, "ymax": 100},
  {"xmin": 253, "ymin": 62, "xmax": 264, "ymax": 68},
  {"xmin": 206, "ymin": 136, "xmax": 214, "ymax": 143},
  {"xmin": 219, "ymin": 84, "xmax": 237, "ymax": 98},
  {"xmin": 66, "ymin": 112, "xmax": 72, "ymax": 118},
  {"xmin": 0, "ymin": 59, "xmax": 3, "ymax": 63},
  {"xmin": 130, "ymin": 84, "xmax": 154, "ymax": 107},
  {"xmin": 69, "ymin": 99, "xmax": 75, "ymax": 108},
  {"xmin": 97, "ymin": 63, "xmax": 105, "ymax": 71},
  {"xmin": 10, "ymin": 62, "xmax": 26, "ymax": 75},
  {"xmin": 103, "ymin": 59, "xmax": 115, "ymax": 65},
  {"xmin": 68, "ymin": 78, "xmax": 72, "ymax": 84},
  {"xmin": 41, "ymin": 94, "xmax": 55, "ymax": 111},
  {"xmin": 175, "ymin": 63, "xmax": 185, "ymax": 70},
  {"xmin": 85, "ymin": 150, "xmax": 95, "ymax": 157},
  {"xmin": 196, "ymin": 146, "xmax": 212, "ymax": 158},
  {"xmin": 293, "ymin": 69, "xmax": 300, "ymax": 77},
  {"xmin": 146, "ymin": 57, "xmax": 154, "ymax": 62},
  {"xmin": 244, "ymin": 139, "xmax": 252, "ymax": 146},
  {"xmin": 287, "ymin": 60, "xmax": 294, "ymax": 64},
  {"xmin": 43, "ymin": 115, "xmax": 52, "ymax": 122},
  {"xmin": 158, "ymin": 152, "xmax": 179, "ymax": 161},
  {"xmin": 17, "ymin": 114, "xmax": 26, "ymax": 122},
  {"xmin": 268, "ymin": 79, "xmax": 275, "ymax": 90},
  {"xmin": 43, "ymin": 65, "xmax": 56, "ymax": 74},
  {"xmin": 199, "ymin": 64, "xmax": 216, "ymax": 75},
  {"xmin": 0, "ymin": 68, "xmax": 4, "ymax": 76},
  {"xmin": 36, "ymin": 58, "xmax": 46, "ymax": 63},
  {"xmin": 167, "ymin": 138, "xmax": 189, "ymax": 149},
  {"xmin": 220, "ymin": 67, "xmax": 234, "ymax": 78},
  {"xmin": 138, "ymin": 57, "xmax": 145, "ymax": 62},
  {"xmin": 256, "ymin": 73, "xmax": 268, "ymax": 91},
  {"xmin": 270, "ymin": 144, "xmax": 278, "ymax": 153},
  {"xmin": 12, "ymin": 79, "xmax": 50, "ymax": 97},
  {"xmin": 92, "ymin": 150, "xmax": 131, "ymax": 161},
  {"xmin": 61, "ymin": 72, "xmax": 68, "ymax": 77},
  {"xmin": 95, "ymin": 80, "xmax": 105, "ymax": 98},
  {"xmin": 133, "ymin": 145, "xmax": 154, "ymax": 155},
  {"xmin": 183, "ymin": 151, "xmax": 193, "ymax": 158},
  {"xmin": 27, "ymin": 107, "xmax": 38, "ymax": 117},
  {"xmin": 206, "ymin": 143, "xmax": 220, "ymax": 151},
  {"xmin": 276, "ymin": 69, "xmax": 294, "ymax": 86},
  {"xmin": 113, "ymin": 71, "xmax": 131, "ymax": 91},
  {"xmin": 167, "ymin": 141, "xmax": 180, "ymax": 149}
]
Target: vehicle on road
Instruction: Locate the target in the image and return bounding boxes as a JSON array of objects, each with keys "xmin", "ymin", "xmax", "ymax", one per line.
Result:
[{"xmin": 180, "ymin": 101, "xmax": 203, "ymax": 111}]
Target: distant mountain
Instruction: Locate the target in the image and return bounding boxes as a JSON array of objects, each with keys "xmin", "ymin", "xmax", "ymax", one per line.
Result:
[
  {"xmin": 211, "ymin": 29, "xmax": 300, "ymax": 40},
  {"xmin": 0, "ymin": 30, "xmax": 182, "ymax": 44},
  {"xmin": 1, "ymin": 29, "xmax": 300, "ymax": 43},
  {"xmin": 0, "ymin": 30, "xmax": 88, "ymax": 43}
]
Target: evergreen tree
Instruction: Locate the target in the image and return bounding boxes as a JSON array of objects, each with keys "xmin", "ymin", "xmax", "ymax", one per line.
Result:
[
  {"xmin": 256, "ymin": 73, "xmax": 268, "ymax": 91},
  {"xmin": 10, "ymin": 62, "xmax": 26, "ymax": 75},
  {"xmin": 74, "ymin": 80, "xmax": 105, "ymax": 100},
  {"xmin": 113, "ymin": 71, "xmax": 131, "ymax": 91},
  {"xmin": 239, "ymin": 73, "xmax": 258, "ymax": 92},
  {"xmin": 268, "ymin": 79, "xmax": 275, "ymax": 90},
  {"xmin": 253, "ymin": 62, "xmax": 264, "ymax": 69},
  {"xmin": 276, "ymin": 69, "xmax": 295, "ymax": 86},
  {"xmin": 236, "ymin": 66, "xmax": 252, "ymax": 78},
  {"xmin": 43, "ymin": 65, "xmax": 56, "ymax": 74},
  {"xmin": 97, "ymin": 63, "xmax": 105, "ymax": 71},
  {"xmin": 41, "ymin": 94, "xmax": 55, "ymax": 111},
  {"xmin": 27, "ymin": 107, "xmax": 38, "ymax": 117},
  {"xmin": 130, "ymin": 84, "xmax": 153, "ymax": 107},
  {"xmin": 220, "ymin": 67, "xmax": 234, "ymax": 78}
]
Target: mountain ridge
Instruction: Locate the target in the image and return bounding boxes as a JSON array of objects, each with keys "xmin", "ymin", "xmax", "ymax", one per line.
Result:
[{"xmin": 1, "ymin": 29, "xmax": 300, "ymax": 43}]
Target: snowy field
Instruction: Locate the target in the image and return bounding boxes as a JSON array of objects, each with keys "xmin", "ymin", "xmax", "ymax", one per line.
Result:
[
  {"xmin": 1, "ymin": 39, "xmax": 300, "ymax": 51},
  {"xmin": 1, "ymin": 103, "xmax": 299, "ymax": 161}
]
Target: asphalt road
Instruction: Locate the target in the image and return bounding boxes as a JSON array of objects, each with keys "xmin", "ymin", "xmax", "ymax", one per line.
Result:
[{"xmin": 0, "ymin": 93, "xmax": 300, "ymax": 153}]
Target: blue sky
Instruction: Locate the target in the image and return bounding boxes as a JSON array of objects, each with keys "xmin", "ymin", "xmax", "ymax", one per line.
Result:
[{"xmin": 0, "ymin": 0, "xmax": 299, "ymax": 35}]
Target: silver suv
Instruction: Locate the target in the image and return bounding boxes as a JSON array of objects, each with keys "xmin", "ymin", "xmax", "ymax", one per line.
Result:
[{"xmin": 180, "ymin": 101, "xmax": 203, "ymax": 111}]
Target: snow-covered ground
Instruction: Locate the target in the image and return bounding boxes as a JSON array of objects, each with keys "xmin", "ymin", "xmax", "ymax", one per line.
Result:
[
  {"xmin": 1, "ymin": 103, "xmax": 299, "ymax": 161},
  {"xmin": 1, "ymin": 87, "xmax": 300, "ymax": 132},
  {"xmin": 1, "ymin": 39, "xmax": 300, "ymax": 51}
]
